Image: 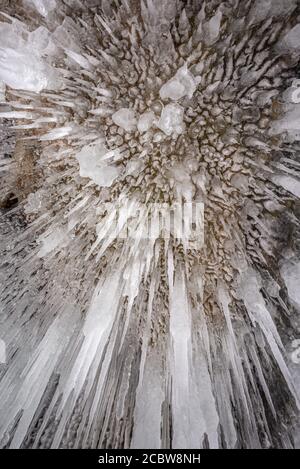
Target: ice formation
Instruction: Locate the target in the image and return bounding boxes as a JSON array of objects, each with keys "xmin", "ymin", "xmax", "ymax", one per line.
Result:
[
  {"xmin": 0, "ymin": 0, "xmax": 300, "ymax": 449},
  {"xmin": 75, "ymin": 143, "xmax": 121, "ymax": 187},
  {"xmin": 157, "ymin": 103, "xmax": 185, "ymax": 136},
  {"xmin": 112, "ymin": 108, "xmax": 137, "ymax": 132},
  {"xmin": 159, "ymin": 63, "xmax": 201, "ymax": 101}
]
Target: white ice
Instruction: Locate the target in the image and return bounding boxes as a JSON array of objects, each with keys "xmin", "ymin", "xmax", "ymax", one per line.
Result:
[
  {"xmin": 75, "ymin": 143, "xmax": 121, "ymax": 187},
  {"xmin": 0, "ymin": 21, "xmax": 60, "ymax": 92},
  {"xmin": 271, "ymin": 104, "xmax": 300, "ymax": 140},
  {"xmin": 159, "ymin": 63, "xmax": 201, "ymax": 101},
  {"xmin": 249, "ymin": 0, "xmax": 295, "ymax": 23},
  {"xmin": 24, "ymin": 190, "xmax": 46, "ymax": 214},
  {"xmin": 204, "ymin": 9, "xmax": 222, "ymax": 45},
  {"xmin": 273, "ymin": 175, "xmax": 300, "ymax": 198},
  {"xmin": 112, "ymin": 108, "xmax": 137, "ymax": 132},
  {"xmin": 0, "ymin": 340, "xmax": 6, "ymax": 365},
  {"xmin": 37, "ymin": 226, "xmax": 70, "ymax": 258},
  {"xmin": 137, "ymin": 111, "xmax": 155, "ymax": 132},
  {"xmin": 24, "ymin": 0, "xmax": 57, "ymax": 17},
  {"xmin": 0, "ymin": 82, "xmax": 5, "ymax": 102},
  {"xmin": 279, "ymin": 24, "xmax": 300, "ymax": 54},
  {"xmin": 157, "ymin": 103, "xmax": 185, "ymax": 136},
  {"xmin": 131, "ymin": 348, "xmax": 164, "ymax": 449},
  {"xmin": 280, "ymin": 261, "xmax": 300, "ymax": 308}
]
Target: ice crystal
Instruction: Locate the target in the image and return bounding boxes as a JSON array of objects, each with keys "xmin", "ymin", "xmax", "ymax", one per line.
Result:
[{"xmin": 0, "ymin": 0, "xmax": 300, "ymax": 449}]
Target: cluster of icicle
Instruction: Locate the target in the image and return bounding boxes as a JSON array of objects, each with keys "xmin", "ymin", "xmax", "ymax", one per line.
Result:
[{"xmin": 0, "ymin": 0, "xmax": 300, "ymax": 449}]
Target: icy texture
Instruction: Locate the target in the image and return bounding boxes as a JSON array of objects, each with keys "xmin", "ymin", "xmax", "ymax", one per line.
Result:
[
  {"xmin": 157, "ymin": 103, "xmax": 185, "ymax": 136},
  {"xmin": 0, "ymin": 0, "xmax": 300, "ymax": 451},
  {"xmin": 204, "ymin": 9, "xmax": 222, "ymax": 45},
  {"xmin": 137, "ymin": 111, "xmax": 155, "ymax": 133},
  {"xmin": 273, "ymin": 175, "xmax": 300, "ymax": 198},
  {"xmin": 271, "ymin": 105, "xmax": 300, "ymax": 141},
  {"xmin": 76, "ymin": 144, "xmax": 121, "ymax": 187},
  {"xmin": 159, "ymin": 64, "xmax": 201, "ymax": 101},
  {"xmin": 37, "ymin": 226, "xmax": 70, "ymax": 258},
  {"xmin": 0, "ymin": 341, "xmax": 5, "ymax": 364},
  {"xmin": 131, "ymin": 348, "xmax": 164, "ymax": 448},
  {"xmin": 0, "ymin": 21, "xmax": 60, "ymax": 92},
  {"xmin": 25, "ymin": 0, "xmax": 57, "ymax": 17},
  {"xmin": 0, "ymin": 81, "xmax": 5, "ymax": 102},
  {"xmin": 280, "ymin": 262, "xmax": 300, "ymax": 308},
  {"xmin": 279, "ymin": 24, "xmax": 300, "ymax": 54},
  {"xmin": 112, "ymin": 108, "xmax": 137, "ymax": 132}
]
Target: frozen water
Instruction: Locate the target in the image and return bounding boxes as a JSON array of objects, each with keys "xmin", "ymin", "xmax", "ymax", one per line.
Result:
[
  {"xmin": 271, "ymin": 104, "xmax": 300, "ymax": 140},
  {"xmin": 0, "ymin": 81, "xmax": 5, "ymax": 102},
  {"xmin": 159, "ymin": 63, "xmax": 201, "ymax": 101},
  {"xmin": 0, "ymin": 48, "xmax": 59, "ymax": 92},
  {"xmin": 0, "ymin": 21, "xmax": 60, "ymax": 92},
  {"xmin": 0, "ymin": 0, "xmax": 299, "ymax": 451},
  {"xmin": 157, "ymin": 103, "xmax": 185, "ymax": 136},
  {"xmin": 24, "ymin": 0, "xmax": 57, "ymax": 17},
  {"xmin": 112, "ymin": 108, "xmax": 137, "ymax": 132},
  {"xmin": 160, "ymin": 79, "xmax": 186, "ymax": 101},
  {"xmin": 137, "ymin": 111, "xmax": 155, "ymax": 133},
  {"xmin": 280, "ymin": 261, "xmax": 300, "ymax": 308},
  {"xmin": 0, "ymin": 340, "xmax": 6, "ymax": 364},
  {"xmin": 204, "ymin": 9, "xmax": 222, "ymax": 45},
  {"xmin": 75, "ymin": 144, "xmax": 121, "ymax": 187},
  {"xmin": 24, "ymin": 190, "xmax": 46, "ymax": 214},
  {"xmin": 37, "ymin": 226, "xmax": 70, "ymax": 257},
  {"xmin": 279, "ymin": 24, "xmax": 300, "ymax": 54},
  {"xmin": 273, "ymin": 175, "xmax": 300, "ymax": 197},
  {"xmin": 131, "ymin": 348, "xmax": 164, "ymax": 449}
]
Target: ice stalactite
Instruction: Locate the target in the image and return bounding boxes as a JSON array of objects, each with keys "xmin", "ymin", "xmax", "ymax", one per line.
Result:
[{"xmin": 0, "ymin": 0, "xmax": 300, "ymax": 449}]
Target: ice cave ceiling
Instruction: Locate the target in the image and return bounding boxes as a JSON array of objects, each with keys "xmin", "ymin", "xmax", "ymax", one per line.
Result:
[{"xmin": 0, "ymin": 0, "xmax": 300, "ymax": 449}]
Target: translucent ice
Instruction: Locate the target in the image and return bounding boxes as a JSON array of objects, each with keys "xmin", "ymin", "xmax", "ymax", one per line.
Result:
[
  {"xmin": 0, "ymin": 0, "xmax": 299, "ymax": 451},
  {"xmin": 157, "ymin": 103, "xmax": 185, "ymax": 136},
  {"xmin": 160, "ymin": 79, "xmax": 185, "ymax": 101},
  {"xmin": 0, "ymin": 48, "xmax": 60, "ymax": 92},
  {"xmin": 204, "ymin": 9, "xmax": 222, "ymax": 45},
  {"xmin": 29, "ymin": 26, "xmax": 58, "ymax": 57},
  {"xmin": 0, "ymin": 21, "xmax": 60, "ymax": 92},
  {"xmin": 169, "ymin": 268, "xmax": 192, "ymax": 448},
  {"xmin": 137, "ymin": 111, "xmax": 155, "ymax": 132},
  {"xmin": 0, "ymin": 340, "xmax": 6, "ymax": 364},
  {"xmin": 24, "ymin": 0, "xmax": 57, "ymax": 17},
  {"xmin": 159, "ymin": 63, "xmax": 201, "ymax": 101},
  {"xmin": 65, "ymin": 49, "xmax": 92, "ymax": 70},
  {"xmin": 270, "ymin": 104, "xmax": 300, "ymax": 141},
  {"xmin": 112, "ymin": 108, "xmax": 137, "ymax": 132},
  {"xmin": 76, "ymin": 144, "xmax": 121, "ymax": 187},
  {"xmin": 37, "ymin": 226, "xmax": 70, "ymax": 257},
  {"xmin": 52, "ymin": 18, "xmax": 82, "ymax": 53},
  {"xmin": 24, "ymin": 190, "xmax": 46, "ymax": 215},
  {"xmin": 0, "ymin": 81, "xmax": 5, "ymax": 102},
  {"xmin": 0, "ymin": 21, "xmax": 27, "ymax": 49},
  {"xmin": 131, "ymin": 348, "xmax": 164, "ymax": 449},
  {"xmin": 280, "ymin": 261, "xmax": 300, "ymax": 308},
  {"xmin": 279, "ymin": 24, "xmax": 300, "ymax": 55},
  {"xmin": 273, "ymin": 175, "xmax": 300, "ymax": 197},
  {"xmin": 249, "ymin": 0, "xmax": 288, "ymax": 23}
]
